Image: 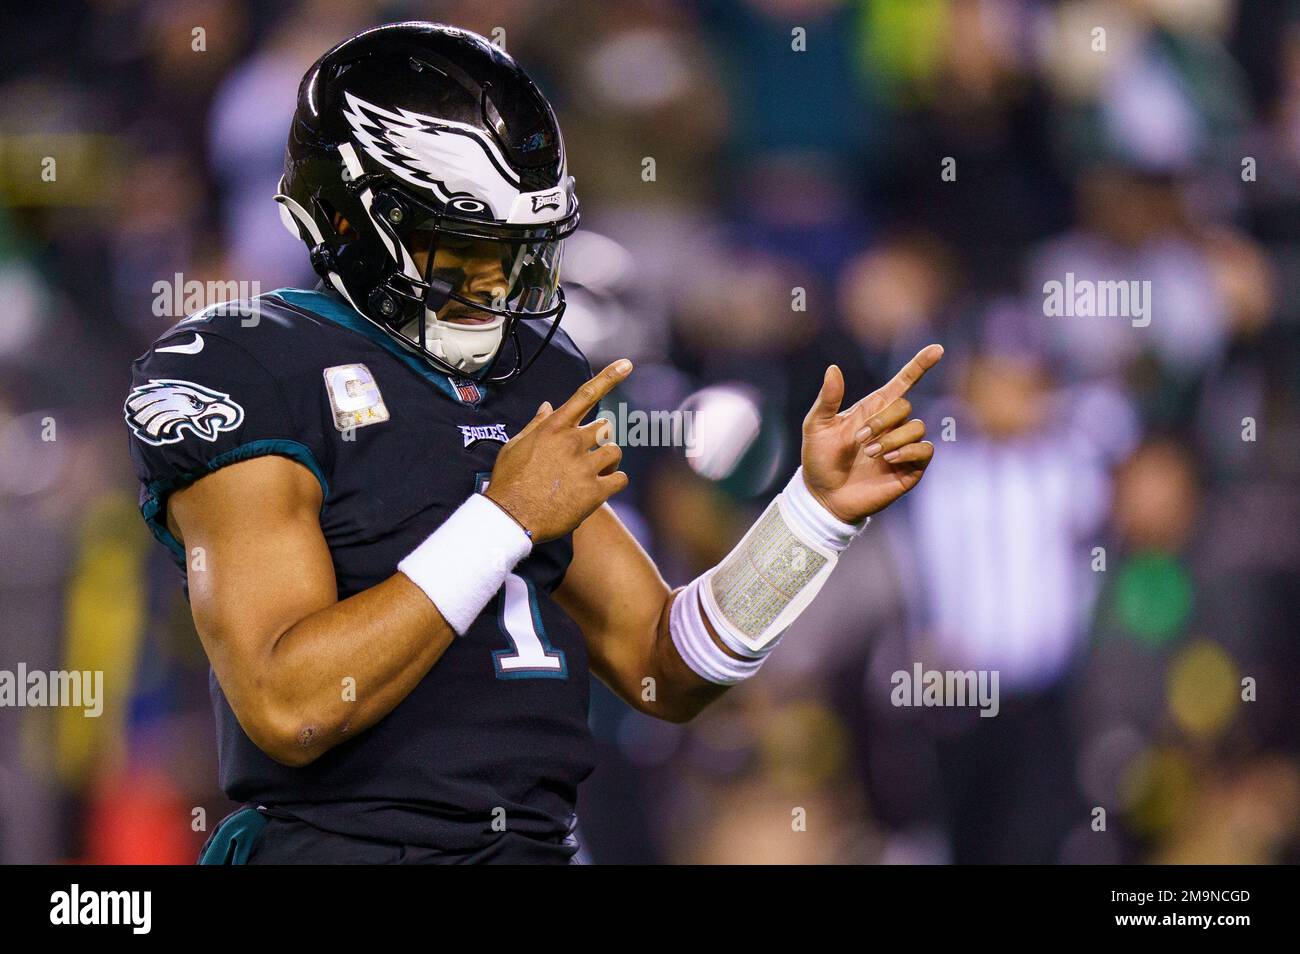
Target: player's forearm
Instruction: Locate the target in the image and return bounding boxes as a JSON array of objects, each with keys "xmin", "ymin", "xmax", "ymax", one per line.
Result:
[
  {"xmin": 561, "ymin": 504, "xmax": 753, "ymax": 720},
  {"xmin": 580, "ymin": 585, "xmax": 733, "ymax": 723},
  {"xmin": 644, "ymin": 587, "xmax": 733, "ymax": 721},
  {"xmin": 225, "ymin": 575, "xmax": 454, "ymax": 767}
]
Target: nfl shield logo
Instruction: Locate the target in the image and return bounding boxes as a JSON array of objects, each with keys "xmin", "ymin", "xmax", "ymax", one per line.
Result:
[{"xmin": 451, "ymin": 377, "xmax": 482, "ymax": 404}]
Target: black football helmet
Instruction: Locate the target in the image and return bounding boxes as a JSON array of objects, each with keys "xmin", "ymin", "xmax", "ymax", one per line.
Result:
[{"xmin": 276, "ymin": 21, "xmax": 579, "ymax": 381}]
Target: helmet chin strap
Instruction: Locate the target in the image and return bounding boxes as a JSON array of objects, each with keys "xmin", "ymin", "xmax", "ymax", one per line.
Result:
[{"xmin": 399, "ymin": 310, "xmax": 506, "ymax": 373}]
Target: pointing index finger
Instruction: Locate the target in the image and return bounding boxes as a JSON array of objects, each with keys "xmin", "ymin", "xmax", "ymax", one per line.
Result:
[
  {"xmin": 553, "ymin": 359, "xmax": 633, "ymax": 426},
  {"xmin": 878, "ymin": 344, "xmax": 944, "ymax": 404}
]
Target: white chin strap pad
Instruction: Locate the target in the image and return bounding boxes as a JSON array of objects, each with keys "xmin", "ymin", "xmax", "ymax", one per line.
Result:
[
  {"xmin": 398, "ymin": 311, "xmax": 506, "ymax": 373},
  {"xmin": 428, "ymin": 311, "xmax": 506, "ymax": 372}
]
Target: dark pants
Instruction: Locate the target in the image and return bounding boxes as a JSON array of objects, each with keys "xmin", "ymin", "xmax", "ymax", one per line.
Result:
[
  {"xmin": 198, "ymin": 807, "xmax": 579, "ymax": 864},
  {"xmin": 930, "ymin": 687, "xmax": 1080, "ymax": 864},
  {"xmin": 844, "ymin": 667, "xmax": 1081, "ymax": 864}
]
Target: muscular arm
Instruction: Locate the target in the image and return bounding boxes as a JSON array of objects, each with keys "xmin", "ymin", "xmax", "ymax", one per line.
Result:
[
  {"xmin": 167, "ymin": 455, "xmax": 455, "ymax": 767},
  {"xmin": 554, "ymin": 503, "xmax": 736, "ymax": 723}
]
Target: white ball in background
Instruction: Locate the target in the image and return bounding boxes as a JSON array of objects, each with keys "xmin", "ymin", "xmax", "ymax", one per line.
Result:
[{"xmin": 678, "ymin": 383, "xmax": 763, "ymax": 482}]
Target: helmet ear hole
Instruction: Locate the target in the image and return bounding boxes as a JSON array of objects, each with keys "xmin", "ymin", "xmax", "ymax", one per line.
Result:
[{"xmin": 316, "ymin": 198, "xmax": 354, "ymax": 239}]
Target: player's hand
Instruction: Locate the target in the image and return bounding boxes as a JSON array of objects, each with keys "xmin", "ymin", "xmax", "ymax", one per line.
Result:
[
  {"xmin": 801, "ymin": 345, "xmax": 944, "ymax": 523},
  {"xmin": 485, "ymin": 360, "xmax": 632, "ymax": 543}
]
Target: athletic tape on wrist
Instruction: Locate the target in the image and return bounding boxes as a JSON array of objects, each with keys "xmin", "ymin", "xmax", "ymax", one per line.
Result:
[
  {"xmin": 702, "ymin": 467, "xmax": 868, "ymax": 657},
  {"xmin": 669, "ymin": 576, "xmax": 766, "ymax": 685},
  {"xmin": 397, "ymin": 492, "xmax": 533, "ymax": 636}
]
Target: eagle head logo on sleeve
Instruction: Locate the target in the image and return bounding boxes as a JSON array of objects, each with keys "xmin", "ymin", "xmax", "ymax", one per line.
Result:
[{"xmin": 124, "ymin": 379, "xmax": 246, "ymax": 446}]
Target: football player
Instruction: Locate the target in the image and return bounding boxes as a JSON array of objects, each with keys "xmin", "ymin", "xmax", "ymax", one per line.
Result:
[{"xmin": 125, "ymin": 21, "xmax": 942, "ymax": 863}]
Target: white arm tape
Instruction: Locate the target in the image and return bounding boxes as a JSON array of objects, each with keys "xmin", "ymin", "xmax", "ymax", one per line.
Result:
[
  {"xmin": 397, "ymin": 492, "xmax": 533, "ymax": 636},
  {"xmin": 670, "ymin": 467, "xmax": 870, "ymax": 683}
]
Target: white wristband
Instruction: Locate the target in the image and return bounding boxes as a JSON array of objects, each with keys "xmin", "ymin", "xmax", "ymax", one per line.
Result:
[
  {"xmin": 782, "ymin": 466, "xmax": 870, "ymax": 552},
  {"xmin": 397, "ymin": 493, "xmax": 533, "ymax": 635}
]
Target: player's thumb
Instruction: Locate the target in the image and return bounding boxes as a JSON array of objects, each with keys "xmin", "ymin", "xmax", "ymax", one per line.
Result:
[
  {"xmin": 517, "ymin": 401, "xmax": 552, "ymax": 438},
  {"xmin": 805, "ymin": 365, "xmax": 844, "ymax": 427}
]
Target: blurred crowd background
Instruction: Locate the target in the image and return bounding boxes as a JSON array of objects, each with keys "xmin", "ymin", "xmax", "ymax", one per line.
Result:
[{"xmin": 1, "ymin": 0, "xmax": 1298, "ymax": 864}]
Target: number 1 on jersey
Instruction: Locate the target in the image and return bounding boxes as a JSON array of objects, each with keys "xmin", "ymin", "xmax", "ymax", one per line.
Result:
[
  {"xmin": 476, "ymin": 473, "xmax": 568, "ymax": 680},
  {"xmin": 494, "ymin": 573, "xmax": 567, "ymax": 679}
]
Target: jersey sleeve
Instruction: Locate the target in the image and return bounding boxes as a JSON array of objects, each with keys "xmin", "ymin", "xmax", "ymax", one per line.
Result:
[{"xmin": 124, "ymin": 330, "xmax": 328, "ymax": 562}]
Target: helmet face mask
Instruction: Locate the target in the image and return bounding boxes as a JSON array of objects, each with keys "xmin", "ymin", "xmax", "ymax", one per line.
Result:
[
  {"xmin": 360, "ymin": 181, "xmax": 576, "ymax": 376},
  {"xmin": 277, "ymin": 22, "xmax": 580, "ymax": 382}
]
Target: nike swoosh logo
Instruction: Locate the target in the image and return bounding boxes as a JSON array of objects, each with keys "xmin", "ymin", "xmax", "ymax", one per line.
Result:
[{"xmin": 156, "ymin": 334, "xmax": 204, "ymax": 355}]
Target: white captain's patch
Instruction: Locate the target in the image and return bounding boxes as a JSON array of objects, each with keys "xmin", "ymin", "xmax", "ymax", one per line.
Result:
[
  {"xmin": 124, "ymin": 379, "xmax": 245, "ymax": 446},
  {"xmin": 324, "ymin": 363, "xmax": 389, "ymax": 432}
]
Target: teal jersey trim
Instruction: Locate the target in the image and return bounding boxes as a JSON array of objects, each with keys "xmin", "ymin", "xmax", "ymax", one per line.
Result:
[
  {"xmin": 197, "ymin": 806, "xmax": 269, "ymax": 865},
  {"xmin": 140, "ymin": 439, "xmax": 329, "ymax": 564},
  {"xmin": 264, "ymin": 287, "xmax": 488, "ymax": 406}
]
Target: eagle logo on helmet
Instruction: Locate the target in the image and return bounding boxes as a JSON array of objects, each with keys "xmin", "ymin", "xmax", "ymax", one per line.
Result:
[
  {"xmin": 341, "ymin": 91, "xmax": 526, "ymax": 221},
  {"xmin": 124, "ymin": 379, "xmax": 245, "ymax": 446}
]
